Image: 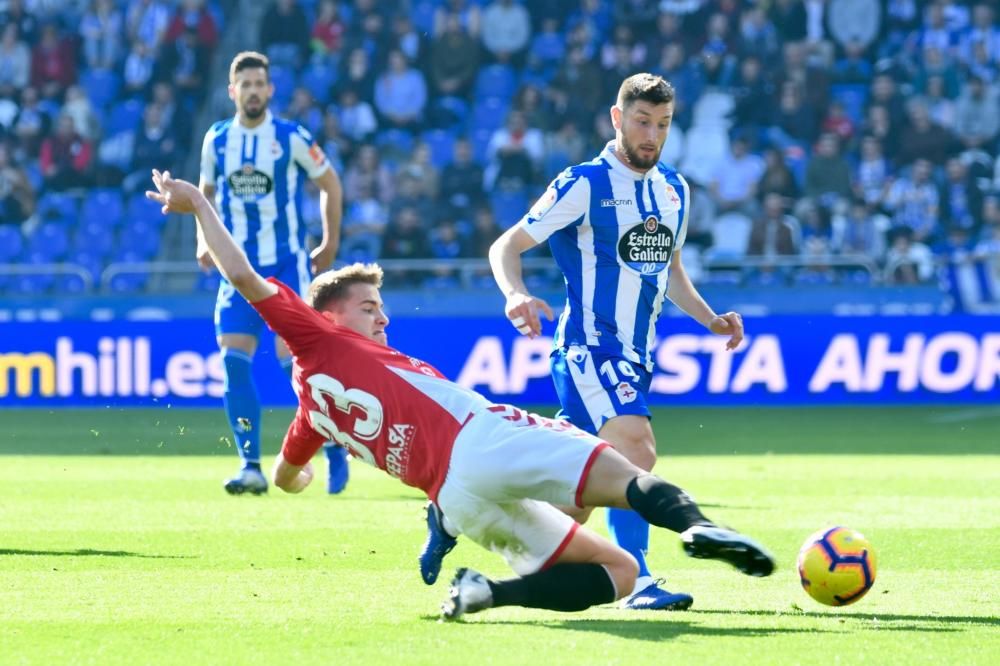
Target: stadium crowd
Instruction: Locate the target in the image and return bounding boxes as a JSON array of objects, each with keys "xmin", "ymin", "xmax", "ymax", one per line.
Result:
[{"xmin": 1, "ymin": 0, "xmax": 999, "ymax": 295}]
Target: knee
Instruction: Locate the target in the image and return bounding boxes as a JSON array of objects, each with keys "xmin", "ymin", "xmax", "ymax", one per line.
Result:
[
  {"xmin": 605, "ymin": 551, "xmax": 639, "ymax": 601},
  {"xmin": 613, "ymin": 435, "xmax": 657, "ymax": 472}
]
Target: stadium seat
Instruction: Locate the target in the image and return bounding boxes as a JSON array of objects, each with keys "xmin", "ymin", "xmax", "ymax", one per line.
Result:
[
  {"xmin": 73, "ymin": 250, "xmax": 107, "ymax": 284},
  {"xmin": 80, "ymin": 69, "xmax": 121, "ymax": 109},
  {"xmin": 409, "ymin": 0, "xmax": 437, "ymax": 34},
  {"xmin": 109, "ymin": 272, "xmax": 149, "ymax": 293},
  {"xmin": 474, "ymin": 65, "xmax": 518, "ymax": 104},
  {"xmin": 490, "ymin": 188, "xmax": 528, "ymax": 229},
  {"xmin": 470, "ymin": 128, "xmax": 493, "ymax": 164},
  {"xmin": 127, "ymin": 193, "xmax": 167, "ymax": 228},
  {"xmin": 57, "ymin": 273, "xmax": 88, "ymax": 294},
  {"xmin": 421, "ymin": 129, "xmax": 456, "ymax": 169},
  {"xmin": 680, "ymin": 125, "xmax": 729, "ymax": 186},
  {"xmin": 36, "ymin": 192, "xmax": 78, "ymax": 223},
  {"xmin": 105, "ymin": 99, "xmax": 145, "ymax": 136},
  {"xmin": 14, "ymin": 273, "xmax": 54, "ymax": 294},
  {"xmin": 429, "ymin": 95, "xmax": 469, "ymax": 131},
  {"xmin": 471, "ymin": 98, "xmax": 509, "ymax": 134},
  {"xmin": 830, "ymin": 84, "xmax": 868, "ymax": 125},
  {"xmin": 119, "ymin": 221, "xmax": 161, "ymax": 259},
  {"xmin": 75, "ymin": 222, "xmax": 115, "ymax": 257},
  {"xmin": 0, "ymin": 226, "xmax": 23, "ymax": 261},
  {"xmin": 375, "ymin": 128, "xmax": 415, "ymax": 162},
  {"xmin": 300, "ymin": 63, "xmax": 337, "ymax": 105},
  {"xmin": 82, "ymin": 189, "xmax": 124, "ymax": 229},
  {"xmin": 269, "ymin": 65, "xmax": 296, "ymax": 108},
  {"xmin": 703, "ymin": 212, "xmax": 751, "ymax": 261},
  {"xmin": 29, "ymin": 223, "xmax": 70, "ymax": 260}
]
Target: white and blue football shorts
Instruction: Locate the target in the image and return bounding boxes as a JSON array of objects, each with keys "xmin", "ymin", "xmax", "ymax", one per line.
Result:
[
  {"xmin": 550, "ymin": 345, "xmax": 653, "ymax": 436},
  {"xmin": 214, "ymin": 250, "xmax": 311, "ymax": 337}
]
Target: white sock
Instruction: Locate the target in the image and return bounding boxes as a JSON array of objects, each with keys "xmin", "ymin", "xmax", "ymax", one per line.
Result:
[{"xmin": 630, "ymin": 575, "xmax": 654, "ymax": 596}]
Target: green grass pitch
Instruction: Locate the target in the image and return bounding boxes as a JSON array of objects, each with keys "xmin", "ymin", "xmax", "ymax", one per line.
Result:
[{"xmin": 0, "ymin": 405, "xmax": 997, "ymax": 665}]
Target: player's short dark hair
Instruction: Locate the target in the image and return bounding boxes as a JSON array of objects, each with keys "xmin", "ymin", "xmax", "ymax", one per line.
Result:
[
  {"xmin": 230, "ymin": 51, "xmax": 269, "ymax": 83},
  {"xmin": 308, "ymin": 263, "xmax": 384, "ymax": 312},
  {"xmin": 617, "ymin": 73, "xmax": 674, "ymax": 110}
]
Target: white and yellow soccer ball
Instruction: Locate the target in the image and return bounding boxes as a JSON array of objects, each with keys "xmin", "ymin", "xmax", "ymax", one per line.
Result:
[{"xmin": 797, "ymin": 527, "xmax": 877, "ymax": 606}]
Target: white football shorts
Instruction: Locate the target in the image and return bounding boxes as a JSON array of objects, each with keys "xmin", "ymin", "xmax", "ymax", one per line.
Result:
[{"xmin": 437, "ymin": 404, "xmax": 611, "ymax": 575}]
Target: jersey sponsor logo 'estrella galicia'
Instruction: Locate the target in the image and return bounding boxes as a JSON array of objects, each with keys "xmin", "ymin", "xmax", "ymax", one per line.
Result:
[
  {"xmin": 600, "ymin": 198, "xmax": 633, "ymax": 207},
  {"xmin": 617, "ymin": 214, "xmax": 675, "ymax": 275},
  {"xmin": 227, "ymin": 163, "xmax": 274, "ymax": 201}
]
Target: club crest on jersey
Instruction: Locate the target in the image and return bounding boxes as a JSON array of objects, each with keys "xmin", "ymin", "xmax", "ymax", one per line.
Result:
[
  {"xmin": 665, "ymin": 183, "xmax": 680, "ymax": 205},
  {"xmin": 617, "ymin": 214, "xmax": 674, "ymax": 275},
  {"xmin": 529, "ymin": 187, "xmax": 557, "ymax": 219},
  {"xmin": 227, "ymin": 164, "xmax": 274, "ymax": 201},
  {"xmin": 615, "ymin": 382, "xmax": 637, "ymax": 404},
  {"xmin": 270, "ymin": 140, "xmax": 284, "ymax": 160}
]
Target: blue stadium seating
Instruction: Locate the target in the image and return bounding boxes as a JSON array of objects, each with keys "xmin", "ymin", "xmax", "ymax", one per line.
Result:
[
  {"xmin": 76, "ymin": 221, "xmax": 115, "ymax": 257},
  {"xmin": 80, "ymin": 69, "xmax": 121, "ymax": 109},
  {"xmin": 82, "ymin": 189, "xmax": 125, "ymax": 229},
  {"xmin": 105, "ymin": 99, "xmax": 146, "ymax": 136},
  {"xmin": 109, "ymin": 272, "xmax": 149, "ymax": 293},
  {"xmin": 422, "ymin": 129, "xmax": 456, "ymax": 169},
  {"xmin": 409, "ymin": 0, "xmax": 437, "ymax": 34},
  {"xmin": 119, "ymin": 221, "xmax": 161, "ymax": 259},
  {"xmin": 29, "ymin": 223, "xmax": 70, "ymax": 260},
  {"xmin": 830, "ymin": 84, "xmax": 869, "ymax": 126},
  {"xmin": 127, "ymin": 193, "xmax": 167, "ymax": 228},
  {"xmin": 490, "ymin": 188, "xmax": 528, "ymax": 229},
  {"xmin": 300, "ymin": 63, "xmax": 338, "ymax": 105},
  {"xmin": 14, "ymin": 274, "xmax": 54, "ymax": 294},
  {"xmin": 471, "ymin": 97, "xmax": 509, "ymax": 133},
  {"xmin": 36, "ymin": 192, "xmax": 78, "ymax": 223},
  {"xmin": 58, "ymin": 273, "xmax": 88, "ymax": 294},
  {"xmin": 474, "ymin": 64, "xmax": 518, "ymax": 104},
  {"xmin": 0, "ymin": 226, "xmax": 23, "ymax": 261},
  {"xmin": 269, "ymin": 65, "xmax": 296, "ymax": 109}
]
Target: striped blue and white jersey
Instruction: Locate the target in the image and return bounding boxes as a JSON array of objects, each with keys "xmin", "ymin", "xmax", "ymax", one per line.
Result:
[
  {"xmin": 519, "ymin": 142, "xmax": 690, "ymax": 371},
  {"xmin": 200, "ymin": 111, "xmax": 330, "ymax": 268}
]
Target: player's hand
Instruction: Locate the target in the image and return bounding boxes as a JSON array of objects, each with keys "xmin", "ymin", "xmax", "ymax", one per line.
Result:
[
  {"xmin": 196, "ymin": 246, "xmax": 216, "ymax": 272},
  {"xmin": 310, "ymin": 240, "xmax": 338, "ymax": 275},
  {"xmin": 708, "ymin": 311, "xmax": 744, "ymax": 351},
  {"xmin": 145, "ymin": 169, "xmax": 200, "ymax": 215},
  {"xmin": 505, "ymin": 292, "xmax": 554, "ymax": 338}
]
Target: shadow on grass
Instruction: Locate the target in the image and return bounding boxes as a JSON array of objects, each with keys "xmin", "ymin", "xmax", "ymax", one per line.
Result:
[
  {"xmin": 0, "ymin": 548, "xmax": 193, "ymax": 559},
  {"xmin": 421, "ymin": 616, "xmax": 831, "ymax": 640},
  {"xmin": 693, "ymin": 609, "xmax": 999, "ymax": 628}
]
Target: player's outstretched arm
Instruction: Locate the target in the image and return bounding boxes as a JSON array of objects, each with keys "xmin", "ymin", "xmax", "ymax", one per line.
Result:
[
  {"xmin": 272, "ymin": 453, "xmax": 315, "ymax": 493},
  {"xmin": 488, "ymin": 226, "xmax": 554, "ymax": 337},
  {"xmin": 146, "ymin": 169, "xmax": 277, "ymax": 303},
  {"xmin": 667, "ymin": 249, "xmax": 744, "ymax": 351},
  {"xmin": 311, "ymin": 168, "xmax": 342, "ymax": 275}
]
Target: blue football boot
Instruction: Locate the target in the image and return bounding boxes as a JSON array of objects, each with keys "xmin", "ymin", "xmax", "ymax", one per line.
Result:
[
  {"xmin": 419, "ymin": 502, "xmax": 457, "ymax": 585},
  {"xmin": 325, "ymin": 445, "xmax": 349, "ymax": 495},
  {"xmin": 223, "ymin": 466, "xmax": 268, "ymax": 495},
  {"xmin": 622, "ymin": 577, "xmax": 694, "ymax": 610}
]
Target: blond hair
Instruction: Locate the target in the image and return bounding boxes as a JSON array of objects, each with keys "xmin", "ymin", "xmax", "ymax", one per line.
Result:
[
  {"xmin": 308, "ymin": 263, "xmax": 384, "ymax": 312},
  {"xmin": 229, "ymin": 51, "xmax": 269, "ymax": 83}
]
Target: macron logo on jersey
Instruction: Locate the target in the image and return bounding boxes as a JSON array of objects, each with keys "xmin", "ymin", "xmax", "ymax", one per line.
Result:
[{"xmin": 601, "ymin": 198, "xmax": 633, "ymax": 207}]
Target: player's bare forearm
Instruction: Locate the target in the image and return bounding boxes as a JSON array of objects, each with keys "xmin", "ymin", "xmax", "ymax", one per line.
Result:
[
  {"xmin": 272, "ymin": 454, "xmax": 314, "ymax": 493},
  {"xmin": 490, "ymin": 225, "xmax": 554, "ymax": 337},
  {"xmin": 191, "ymin": 197, "xmax": 275, "ymax": 302},
  {"xmin": 488, "ymin": 226, "xmax": 537, "ymax": 297},
  {"xmin": 668, "ymin": 250, "xmax": 744, "ymax": 350},
  {"xmin": 666, "ymin": 255, "xmax": 715, "ymax": 327},
  {"xmin": 147, "ymin": 170, "xmax": 275, "ymax": 302},
  {"xmin": 312, "ymin": 169, "xmax": 342, "ymax": 273}
]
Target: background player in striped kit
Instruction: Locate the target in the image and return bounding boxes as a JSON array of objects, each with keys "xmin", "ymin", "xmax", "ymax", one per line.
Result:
[
  {"xmin": 198, "ymin": 51, "xmax": 346, "ymax": 495},
  {"xmin": 484, "ymin": 73, "xmax": 746, "ymax": 610}
]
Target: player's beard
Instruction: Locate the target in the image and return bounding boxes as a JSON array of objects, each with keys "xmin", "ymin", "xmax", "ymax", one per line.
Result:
[
  {"xmin": 242, "ymin": 96, "xmax": 268, "ymax": 120},
  {"xmin": 620, "ymin": 134, "xmax": 660, "ymax": 171}
]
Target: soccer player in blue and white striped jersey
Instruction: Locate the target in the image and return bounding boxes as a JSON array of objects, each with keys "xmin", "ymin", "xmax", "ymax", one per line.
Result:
[
  {"xmin": 198, "ymin": 51, "xmax": 346, "ymax": 496},
  {"xmin": 487, "ymin": 73, "xmax": 746, "ymax": 610}
]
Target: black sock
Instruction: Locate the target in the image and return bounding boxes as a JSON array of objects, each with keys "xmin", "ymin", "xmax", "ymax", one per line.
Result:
[
  {"xmin": 488, "ymin": 563, "xmax": 617, "ymax": 612},
  {"xmin": 244, "ymin": 462, "xmax": 262, "ymax": 472},
  {"xmin": 625, "ymin": 474, "xmax": 713, "ymax": 534}
]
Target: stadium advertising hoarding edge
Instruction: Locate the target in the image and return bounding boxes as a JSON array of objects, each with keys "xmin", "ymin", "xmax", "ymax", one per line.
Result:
[{"xmin": 0, "ymin": 315, "xmax": 998, "ymax": 407}]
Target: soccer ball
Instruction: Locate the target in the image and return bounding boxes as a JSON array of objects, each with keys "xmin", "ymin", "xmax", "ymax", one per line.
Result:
[{"xmin": 797, "ymin": 527, "xmax": 877, "ymax": 606}]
